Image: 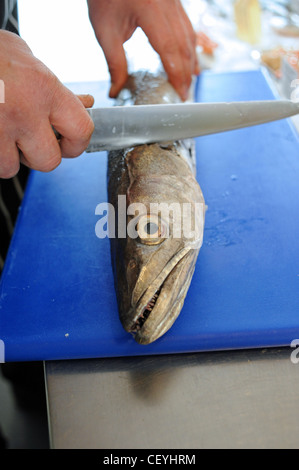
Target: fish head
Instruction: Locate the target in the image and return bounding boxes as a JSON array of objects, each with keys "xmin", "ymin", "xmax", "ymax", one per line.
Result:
[{"xmin": 114, "ymin": 144, "xmax": 205, "ymax": 344}]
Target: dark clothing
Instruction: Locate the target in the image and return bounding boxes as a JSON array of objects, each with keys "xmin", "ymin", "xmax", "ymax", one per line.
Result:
[{"xmin": 0, "ymin": 0, "xmax": 19, "ymax": 34}]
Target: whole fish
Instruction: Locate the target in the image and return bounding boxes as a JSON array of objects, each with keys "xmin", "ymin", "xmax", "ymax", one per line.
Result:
[{"xmin": 107, "ymin": 71, "xmax": 205, "ymax": 344}]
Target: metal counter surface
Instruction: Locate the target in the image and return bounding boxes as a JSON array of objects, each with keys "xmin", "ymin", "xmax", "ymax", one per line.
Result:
[{"xmin": 45, "ymin": 347, "xmax": 299, "ymax": 449}]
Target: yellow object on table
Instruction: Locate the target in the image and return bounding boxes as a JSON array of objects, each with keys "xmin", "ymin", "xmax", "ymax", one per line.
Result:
[{"xmin": 234, "ymin": 0, "xmax": 262, "ymax": 44}]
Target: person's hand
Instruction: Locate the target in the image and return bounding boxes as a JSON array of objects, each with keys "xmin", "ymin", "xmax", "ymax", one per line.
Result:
[
  {"xmin": 0, "ymin": 31, "xmax": 94, "ymax": 179},
  {"xmin": 87, "ymin": 0, "xmax": 199, "ymax": 100}
]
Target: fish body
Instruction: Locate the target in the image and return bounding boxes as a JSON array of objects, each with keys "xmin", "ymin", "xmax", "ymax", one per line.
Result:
[{"xmin": 107, "ymin": 72, "xmax": 205, "ymax": 344}]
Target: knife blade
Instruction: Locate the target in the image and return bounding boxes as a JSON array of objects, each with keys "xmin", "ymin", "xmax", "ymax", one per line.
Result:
[{"xmin": 84, "ymin": 100, "xmax": 299, "ymax": 153}]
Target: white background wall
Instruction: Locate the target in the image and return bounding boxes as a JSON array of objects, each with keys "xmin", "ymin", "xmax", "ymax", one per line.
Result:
[{"xmin": 17, "ymin": 0, "xmax": 161, "ymax": 84}]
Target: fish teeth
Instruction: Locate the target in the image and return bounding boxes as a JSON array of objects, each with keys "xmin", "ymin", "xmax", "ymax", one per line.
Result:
[{"xmin": 131, "ymin": 288, "xmax": 162, "ymax": 332}]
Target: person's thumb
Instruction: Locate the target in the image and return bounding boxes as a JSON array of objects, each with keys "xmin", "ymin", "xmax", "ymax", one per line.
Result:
[{"xmin": 76, "ymin": 94, "xmax": 95, "ymax": 108}]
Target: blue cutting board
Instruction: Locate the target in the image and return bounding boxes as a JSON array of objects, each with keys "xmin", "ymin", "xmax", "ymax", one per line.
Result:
[{"xmin": 1, "ymin": 69, "xmax": 299, "ymax": 362}]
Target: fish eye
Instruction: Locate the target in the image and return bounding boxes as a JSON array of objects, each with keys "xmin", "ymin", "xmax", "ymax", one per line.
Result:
[{"xmin": 137, "ymin": 214, "xmax": 167, "ymax": 245}]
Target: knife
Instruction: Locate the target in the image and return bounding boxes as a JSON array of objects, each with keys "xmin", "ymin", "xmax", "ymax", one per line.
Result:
[{"xmin": 84, "ymin": 99, "xmax": 299, "ymax": 153}]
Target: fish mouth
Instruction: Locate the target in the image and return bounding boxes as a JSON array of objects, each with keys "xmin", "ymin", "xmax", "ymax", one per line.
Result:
[
  {"xmin": 126, "ymin": 247, "xmax": 198, "ymax": 344},
  {"xmin": 131, "ymin": 288, "xmax": 162, "ymax": 334}
]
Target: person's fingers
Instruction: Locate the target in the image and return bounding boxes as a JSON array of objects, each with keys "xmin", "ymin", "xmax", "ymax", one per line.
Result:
[
  {"xmin": 137, "ymin": 1, "xmax": 197, "ymax": 100},
  {"xmin": 49, "ymin": 87, "xmax": 94, "ymax": 158},
  {"xmin": 176, "ymin": 2, "xmax": 200, "ymax": 76},
  {"xmin": 17, "ymin": 121, "xmax": 61, "ymax": 172},
  {"xmin": 165, "ymin": 3, "xmax": 198, "ymax": 95},
  {"xmin": 76, "ymin": 94, "xmax": 95, "ymax": 108},
  {"xmin": 107, "ymin": 45, "xmax": 128, "ymax": 98},
  {"xmin": 0, "ymin": 133, "xmax": 20, "ymax": 179},
  {"xmin": 95, "ymin": 31, "xmax": 129, "ymax": 98},
  {"xmin": 87, "ymin": 0, "xmax": 134, "ymax": 98},
  {"xmin": 105, "ymin": 41, "xmax": 128, "ymax": 98}
]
